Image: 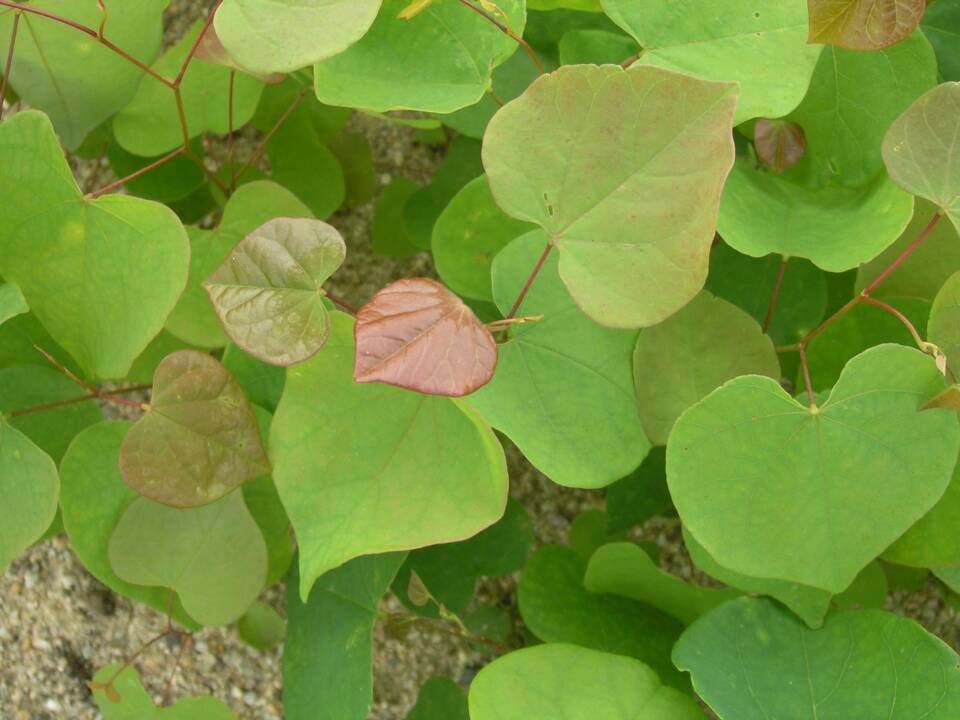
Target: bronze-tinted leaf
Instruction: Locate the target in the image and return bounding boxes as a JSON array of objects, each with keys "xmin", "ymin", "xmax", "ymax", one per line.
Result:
[
  {"xmin": 120, "ymin": 350, "xmax": 270, "ymax": 508},
  {"xmin": 353, "ymin": 278, "xmax": 497, "ymax": 397},
  {"xmin": 204, "ymin": 217, "xmax": 346, "ymax": 367},
  {"xmin": 754, "ymin": 119, "xmax": 807, "ymax": 173},
  {"xmin": 194, "ymin": 18, "xmax": 285, "ymax": 84},
  {"xmin": 808, "ymin": 0, "xmax": 926, "ymax": 51}
]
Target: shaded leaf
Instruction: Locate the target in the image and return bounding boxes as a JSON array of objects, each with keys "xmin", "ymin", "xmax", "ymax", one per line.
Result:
[
  {"xmin": 923, "ymin": 385, "xmax": 960, "ymax": 411},
  {"xmin": 354, "ymin": 278, "xmax": 497, "ymax": 397},
  {"xmin": 237, "ymin": 600, "xmax": 286, "ymax": 651},
  {"xmin": 808, "ymin": 0, "xmax": 926, "ymax": 50},
  {"xmin": 106, "ymin": 138, "xmax": 206, "ymax": 204},
  {"xmin": 921, "ymin": 0, "xmax": 960, "ymax": 81},
  {"xmin": 222, "ymin": 343, "xmax": 286, "ymax": 412},
  {"xmin": 884, "ymin": 459, "xmax": 960, "ymax": 567},
  {"xmin": 91, "ymin": 664, "xmax": 235, "ymax": 719},
  {"xmin": 108, "ymin": 491, "xmax": 267, "ymax": 627},
  {"xmin": 0, "ymin": 283, "xmax": 28, "ymax": 327},
  {"xmin": 120, "ymin": 350, "xmax": 270, "ymax": 508},
  {"xmin": 605, "ymin": 447, "xmax": 674, "ymax": 533},
  {"xmin": 373, "ymin": 177, "xmax": 421, "ymax": 257},
  {"xmin": 407, "ymin": 570, "xmax": 432, "ymax": 606},
  {"xmin": 483, "ymin": 65, "xmax": 737, "ymax": 328},
  {"xmin": 328, "ymin": 132, "xmax": 376, "ymax": 209},
  {"xmin": 205, "ymin": 217, "xmax": 345, "ymax": 366},
  {"xmin": 754, "ymin": 119, "xmax": 807, "ymax": 173},
  {"xmin": 406, "ymin": 677, "xmax": 468, "ymax": 720}
]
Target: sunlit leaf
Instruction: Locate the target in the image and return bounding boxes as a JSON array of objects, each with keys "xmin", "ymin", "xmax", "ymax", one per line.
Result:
[
  {"xmin": 205, "ymin": 217, "xmax": 345, "ymax": 367},
  {"xmin": 193, "ymin": 21, "xmax": 285, "ymax": 83},
  {"xmin": 222, "ymin": 343, "xmax": 286, "ymax": 412},
  {"xmin": 91, "ymin": 664, "xmax": 236, "ymax": 719},
  {"xmin": 120, "ymin": 350, "xmax": 270, "ymax": 508},
  {"xmin": 353, "ymin": 278, "xmax": 497, "ymax": 397},
  {"xmin": 108, "ymin": 490, "xmax": 267, "ymax": 627},
  {"xmin": 483, "ymin": 65, "xmax": 737, "ymax": 328},
  {"xmin": 668, "ymin": 344, "xmax": 959, "ymax": 592},
  {"xmin": 470, "ymin": 644, "xmax": 705, "ymax": 720},
  {"xmin": 0, "ymin": 111, "xmax": 189, "ymax": 380},
  {"xmin": 807, "ymin": 0, "xmax": 926, "ymax": 50}
]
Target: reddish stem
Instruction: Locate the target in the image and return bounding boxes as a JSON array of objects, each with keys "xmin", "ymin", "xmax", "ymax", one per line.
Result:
[
  {"xmin": 454, "ymin": 0, "xmax": 544, "ymax": 75},
  {"xmin": 174, "ymin": 0, "xmax": 222, "ymax": 88},
  {"xmin": 621, "ymin": 53, "xmax": 641, "ymax": 69},
  {"xmin": 325, "ymin": 291, "xmax": 358, "ymax": 316},
  {"xmin": 507, "ymin": 240, "xmax": 554, "ymax": 320},
  {"xmin": 862, "ymin": 295, "xmax": 926, "ymax": 349},
  {"xmin": 0, "ymin": 11, "xmax": 19, "ymax": 120},
  {"xmin": 799, "ymin": 346, "xmax": 815, "ymax": 406},
  {"xmin": 9, "ymin": 393, "xmax": 98, "ymax": 418},
  {"xmin": 862, "ymin": 211, "xmax": 943, "ymax": 296},
  {"xmin": 234, "ymin": 84, "xmax": 311, "ymax": 183},
  {"xmin": 86, "ymin": 146, "xmax": 186, "ymax": 199},
  {"xmin": 762, "ymin": 257, "xmax": 787, "ymax": 335}
]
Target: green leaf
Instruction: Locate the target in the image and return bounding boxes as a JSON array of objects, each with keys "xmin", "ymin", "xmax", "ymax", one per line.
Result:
[
  {"xmin": 204, "ymin": 217, "xmax": 345, "ymax": 366},
  {"xmin": 222, "ymin": 343, "xmax": 286, "ymax": 412},
  {"xmin": 470, "ymin": 644, "xmax": 705, "ymax": 720},
  {"xmin": 833, "ymin": 560, "xmax": 888, "ymax": 611},
  {"xmin": 856, "ymin": 199, "xmax": 960, "ymax": 301},
  {"xmin": 668, "ymin": 344, "xmax": 960, "ymax": 593},
  {"xmin": 525, "ymin": 8, "xmax": 625, "ymax": 60},
  {"xmin": 530, "ymin": 0, "xmax": 602, "ymax": 10},
  {"xmin": 237, "ymin": 600, "xmax": 286, "ymax": 651},
  {"xmin": 312, "ymin": 0, "xmax": 525, "ymax": 112},
  {"xmin": 59, "ymin": 422, "xmax": 199, "ymax": 629},
  {"xmin": 271, "ymin": 312, "xmax": 508, "ymax": 599},
  {"xmin": 683, "ymin": 528, "xmax": 833, "ymax": 629},
  {"xmin": 717, "ymin": 157, "xmax": 914, "ymax": 272},
  {"xmin": 167, "ymin": 180, "xmax": 313, "ymax": 348},
  {"xmin": 674, "ymin": 597, "xmax": 960, "ymax": 719},
  {"xmin": 935, "ymin": 566, "xmax": 960, "ymax": 594},
  {"xmin": 783, "ymin": 33, "xmax": 938, "ymax": 188},
  {"xmin": 243, "ymin": 473, "xmax": 293, "ymax": 587},
  {"xmin": 0, "ymin": 283, "xmax": 27, "ymax": 327},
  {"xmin": 605, "ymin": 447, "xmax": 673, "ymax": 534},
  {"xmin": 108, "ymin": 490, "xmax": 267, "ymax": 626},
  {"xmin": 705, "ymin": 242, "xmax": 827, "ymax": 345},
  {"xmin": 602, "ymin": 0, "xmax": 821, "ymax": 123},
  {"xmin": 483, "ymin": 65, "xmax": 737, "ymax": 328},
  {"xmin": 0, "ymin": 365, "xmax": 102, "ymax": 462},
  {"xmin": 557, "ymin": 29, "xmax": 639, "ymax": 64},
  {"xmin": 518, "ymin": 544, "xmax": 687, "ymax": 690},
  {"xmin": 91, "ymin": 664, "xmax": 235, "ymax": 719},
  {"xmin": 585, "ymin": 542, "xmax": 741, "ymax": 625},
  {"xmin": 406, "ymin": 677, "xmax": 468, "ymax": 720},
  {"xmin": 568, "ymin": 510, "xmax": 626, "ymax": 563},
  {"xmin": 467, "ymin": 232, "xmax": 650, "ymax": 489},
  {"xmin": 120, "ymin": 350, "xmax": 270, "ymax": 508},
  {"xmin": 0, "ymin": 2, "xmax": 167, "ymax": 148},
  {"xmin": 215, "ymin": 0, "xmax": 382, "ymax": 74},
  {"xmin": 807, "ymin": 0, "xmax": 926, "ymax": 51},
  {"xmin": 373, "ymin": 177, "xmax": 421, "ymax": 257},
  {"xmin": 433, "ymin": 176, "xmax": 536, "ymax": 302},
  {"xmin": 883, "ymin": 82, "xmax": 960, "ymax": 233},
  {"xmin": 328, "ymin": 132, "xmax": 376, "ymax": 209},
  {"xmin": 392, "ymin": 498, "xmax": 532, "ymax": 616},
  {"xmin": 884, "ymin": 458, "xmax": 960, "ymax": 567},
  {"xmin": 0, "ymin": 420, "xmax": 58, "ymax": 571},
  {"xmin": 633, "ymin": 291, "xmax": 780, "ymax": 445},
  {"xmin": 113, "ymin": 20, "xmax": 264, "ymax": 156},
  {"xmin": 0, "ymin": 111, "xmax": 189, "ymax": 380},
  {"xmin": 127, "ymin": 331, "xmax": 194, "ymax": 386},
  {"xmin": 930, "ymin": 270, "xmax": 960, "ymax": 370},
  {"xmin": 921, "ymin": 0, "xmax": 960, "ymax": 81},
  {"xmin": 106, "ymin": 138, "xmax": 206, "ymax": 203},
  {"xmin": 284, "ymin": 554, "xmax": 405, "ymax": 720}
]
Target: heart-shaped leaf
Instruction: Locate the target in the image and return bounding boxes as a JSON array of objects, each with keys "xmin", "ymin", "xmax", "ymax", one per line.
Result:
[
  {"xmin": 353, "ymin": 278, "xmax": 497, "ymax": 397},
  {"xmin": 108, "ymin": 490, "xmax": 267, "ymax": 627},
  {"xmin": 883, "ymin": 82, "xmax": 960, "ymax": 234},
  {"xmin": 754, "ymin": 119, "xmax": 807, "ymax": 173},
  {"xmin": 0, "ymin": 111, "xmax": 189, "ymax": 380},
  {"xmin": 602, "ymin": 0, "xmax": 821, "ymax": 123},
  {"xmin": 483, "ymin": 65, "xmax": 737, "ymax": 328},
  {"xmin": 272, "ymin": 313, "xmax": 508, "ymax": 599},
  {"xmin": 0, "ymin": 420, "xmax": 58, "ymax": 571},
  {"xmin": 667, "ymin": 344, "xmax": 960, "ymax": 593},
  {"xmin": 205, "ymin": 217, "xmax": 346, "ymax": 366},
  {"xmin": 120, "ymin": 350, "xmax": 270, "ymax": 508},
  {"xmin": 807, "ymin": 0, "xmax": 926, "ymax": 51},
  {"xmin": 92, "ymin": 665, "xmax": 235, "ymax": 719},
  {"xmin": 674, "ymin": 597, "xmax": 960, "ymax": 719},
  {"xmin": 470, "ymin": 644, "xmax": 705, "ymax": 720}
]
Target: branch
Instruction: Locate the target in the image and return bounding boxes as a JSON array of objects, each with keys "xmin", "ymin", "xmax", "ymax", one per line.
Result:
[{"xmin": 454, "ymin": 0, "xmax": 544, "ymax": 75}]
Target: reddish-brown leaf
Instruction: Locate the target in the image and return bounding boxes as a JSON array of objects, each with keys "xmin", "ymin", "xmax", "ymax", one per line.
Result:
[
  {"xmin": 754, "ymin": 119, "xmax": 807, "ymax": 173},
  {"xmin": 807, "ymin": 0, "xmax": 926, "ymax": 51},
  {"xmin": 195, "ymin": 20, "xmax": 285, "ymax": 84},
  {"xmin": 353, "ymin": 278, "xmax": 497, "ymax": 397}
]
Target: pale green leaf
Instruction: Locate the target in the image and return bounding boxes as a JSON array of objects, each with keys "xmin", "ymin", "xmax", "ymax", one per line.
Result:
[
  {"xmin": 0, "ymin": 283, "xmax": 27, "ymax": 327},
  {"xmin": 91, "ymin": 664, "xmax": 235, "ymax": 719},
  {"xmin": 921, "ymin": 0, "xmax": 960, "ymax": 81}
]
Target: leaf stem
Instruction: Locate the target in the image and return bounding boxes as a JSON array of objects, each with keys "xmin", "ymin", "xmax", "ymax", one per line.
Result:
[
  {"xmin": 506, "ymin": 239, "xmax": 554, "ymax": 320},
  {"xmin": 454, "ymin": 0, "xmax": 544, "ymax": 75},
  {"xmin": 486, "ymin": 314, "xmax": 543, "ymax": 329},
  {"xmin": 762, "ymin": 257, "xmax": 787, "ymax": 335},
  {"xmin": 173, "ymin": 0, "xmax": 222, "ymax": 88},
  {"xmin": 30, "ymin": 345, "xmax": 148, "ymax": 412},
  {"xmin": 861, "ymin": 211, "xmax": 943, "ymax": 296},
  {"xmin": 862, "ymin": 295, "xmax": 926, "ymax": 350},
  {"xmin": 325, "ymin": 290, "xmax": 358, "ymax": 316},
  {"xmin": 234, "ymin": 83, "xmax": 311, "ymax": 184},
  {"xmin": 0, "ymin": 11, "xmax": 19, "ymax": 121},
  {"xmin": 85, "ymin": 146, "xmax": 186, "ymax": 199},
  {"xmin": 799, "ymin": 345, "xmax": 815, "ymax": 406}
]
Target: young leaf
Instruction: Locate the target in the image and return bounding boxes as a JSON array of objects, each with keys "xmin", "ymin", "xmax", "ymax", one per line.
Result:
[
  {"xmin": 0, "ymin": 420, "xmax": 58, "ymax": 572},
  {"xmin": 467, "ymin": 233, "xmax": 651, "ymax": 489},
  {"xmin": 107, "ymin": 491, "xmax": 267, "ymax": 627},
  {"xmin": 602, "ymin": 0, "xmax": 822, "ymax": 123},
  {"xmin": 237, "ymin": 600, "xmax": 286, "ymax": 651},
  {"xmin": 718, "ymin": 157, "xmax": 914, "ymax": 272},
  {"xmin": 353, "ymin": 278, "xmax": 497, "ymax": 397},
  {"xmin": 272, "ymin": 313, "xmax": 508, "ymax": 599},
  {"xmin": 807, "ymin": 0, "xmax": 926, "ymax": 51},
  {"xmin": 106, "ymin": 138, "xmax": 206, "ymax": 204},
  {"xmin": 0, "ymin": 111, "xmax": 189, "ymax": 380},
  {"xmin": 483, "ymin": 65, "xmax": 737, "ymax": 328},
  {"xmin": 882, "ymin": 82, "xmax": 960, "ymax": 234},
  {"xmin": 205, "ymin": 217, "xmax": 346, "ymax": 367},
  {"xmin": 674, "ymin": 597, "xmax": 960, "ymax": 719},
  {"xmin": 312, "ymin": 0, "xmax": 526, "ymax": 113},
  {"xmin": 754, "ymin": 119, "xmax": 807, "ymax": 173},
  {"xmin": 0, "ymin": 283, "xmax": 28, "ymax": 327},
  {"xmin": 470, "ymin": 644, "xmax": 705, "ymax": 720},
  {"xmin": 91, "ymin": 664, "xmax": 235, "ymax": 719},
  {"xmin": 285, "ymin": 554, "xmax": 406, "ymax": 720},
  {"xmin": 193, "ymin": 21, "xmax": 285, "ymax": 83},
  {"xmin": 120, "ymin": 350, "xmax": 270, "ymax": 508},
  {"xmin": 633, "ymin": 291, "xmax": 780, "ymax": 445},
  {"xmin": 215, "ymin": 0, "xmax": 382, "ymax": 74},
  {"xmin": 668, "ymin": 344, "xmax": 959, "ymax": 593}
]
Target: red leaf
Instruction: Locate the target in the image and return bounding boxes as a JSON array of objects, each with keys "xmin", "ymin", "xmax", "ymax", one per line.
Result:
[
  {"xmin": 353, "ymin": 278, "xmax": 497, "ymax": 397},
  {"xmin": 754, "ymin": 119, "xmax": 807, "ymax": 174}
]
